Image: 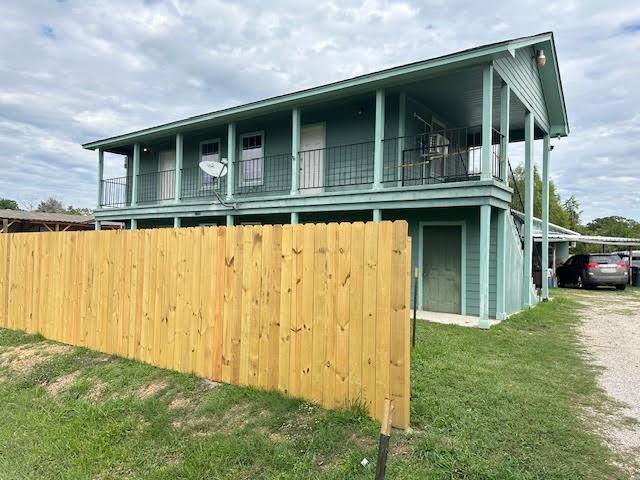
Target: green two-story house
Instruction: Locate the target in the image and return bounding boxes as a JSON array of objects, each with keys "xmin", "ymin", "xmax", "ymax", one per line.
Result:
[{"xmin": 83, "ymin": 32, "xmax": 569, "ymax": 328}]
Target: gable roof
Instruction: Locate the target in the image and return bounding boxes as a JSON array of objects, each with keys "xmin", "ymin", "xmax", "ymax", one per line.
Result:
[{"xmin": 83, "ymin": 32, "xmax": 568, "ymax": 150}]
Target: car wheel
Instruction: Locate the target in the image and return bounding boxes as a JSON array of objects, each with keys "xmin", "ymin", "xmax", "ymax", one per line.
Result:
[
  {"xmin": 615, "ymin": 284, "xmax": 626, "ymax": 291},
  {"xmin": 576, "ymin": 275, "xmax": 583, "ymax": 289}
]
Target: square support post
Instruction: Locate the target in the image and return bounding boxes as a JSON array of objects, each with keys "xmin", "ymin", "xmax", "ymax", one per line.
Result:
[
  {"xmin": 174, "ymin": 217, "xmax": 181, "ymax": 228},
  {"xmin": 481, "ymin": 64, "xmax": 494, "ymax": 181},
  {"xmin": 226, "ymin": 214, "xmax": 234, "ymax": 227},
  {"xmin": 226, "ymin": 123, "xmax": 236, "ymax": 201},
  {"xmin": 95, "ymin": 220, "xmax": 102, "ymax": 231},
  {"xmin": 495, "ymin": 208, "xmax": 507, "ymax": 320},
  {"xmin": 373, "ymin": 89, "xmax": 385, "ymax": 188},
  {"xmin": 373, "ymin": 209, "xmax": 382, "ymax": 222},
  {"xmin": 291, "ymin": 212, "xmax": 299, "ymax": 224},
  {"xmin": 291, "ymin": 108, "xmax": 301, "ymax": 195},
  {"xmin": 397, "ymin": 92, "xmax": 406, "ymax": 187},
  {"xmin": 131, "ymin": 143, "xmax": 140, "ymax": 207},
  {"xmin": 97, "ymin": 148, "xmax": 104, "ymax": 208},
  {"xmin": 499, "ymin": 83, "xmax": 510, "ymax": 182},
  {"xmin": 541, "ymin": 134, "xmax": 550, "ymax": 300},
  {"xmin": 479, "ymin": 204, "xmax": 492, "ymax": 329},
  {"xmin": 130, "ymin": 218, "xmax": 138, "ymax": 230},
  {"xmin": 174, "ymin": 133, "xmax": 183, "ymax": 203},
  {"xmin": 522, "ymin": 112, "xmax": 535, "ymax": 308}
]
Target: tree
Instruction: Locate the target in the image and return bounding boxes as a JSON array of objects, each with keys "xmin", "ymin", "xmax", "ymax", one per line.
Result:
[
  {"xmin": 66, "ymin": 206, "xmax": 92, "ymax": 216},
  {"xmin": 585, "ymin": 216, "xmax": 640, "ymax": 238},
  {"xmin": 0, "ymin": 198, "xmax": 19, "ymax": 210},
  {"xmin": 563, "ymin": 196, "xmax": 582, "ymax": 232},
  {"xmin": 36, "ymin": 197, "xmax": 65, "ymax": 213},
  {"xmin": 508, "ymin": 165, "xmax": 573, "ymax": 229}
]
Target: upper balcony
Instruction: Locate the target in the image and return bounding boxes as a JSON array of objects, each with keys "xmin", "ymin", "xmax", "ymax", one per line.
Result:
[{"xmin": 99, "ymin": 125, "xmax": 506, "ymax": 211}]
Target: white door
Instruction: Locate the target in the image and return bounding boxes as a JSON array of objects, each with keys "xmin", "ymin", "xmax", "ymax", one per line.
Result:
[
  {"xmin": 300, "ymin": 124, "xmax": 325, "ymax": 192},
  {"xmin": 158, "ymin": 150, "xmax": 176, "ymax": 201}
]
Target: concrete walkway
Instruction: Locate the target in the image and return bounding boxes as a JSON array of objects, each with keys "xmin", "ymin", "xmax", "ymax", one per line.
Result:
[{"xmin": 415, "ymin": 310, "xmax": 500, "ymax": 328}]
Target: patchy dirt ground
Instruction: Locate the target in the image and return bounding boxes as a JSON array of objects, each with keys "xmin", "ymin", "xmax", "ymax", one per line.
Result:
[{"xmin": 572, "ymin": 287, "xmax": 640, "ymax": 475}]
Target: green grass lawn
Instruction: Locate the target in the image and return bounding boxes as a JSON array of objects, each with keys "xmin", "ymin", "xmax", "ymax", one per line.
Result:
[{"xmin": 0, "ymin": 290, "xmax": 632, "ymax": 479}]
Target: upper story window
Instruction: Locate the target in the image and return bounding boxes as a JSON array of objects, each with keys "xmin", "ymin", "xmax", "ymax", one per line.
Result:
[
  {"xmin": 240, "ymin": 132, "xmax": 264, "ymax": 186},
  {"xmin": 200, "ymin": 139, "xmax": 220, "ymax": 188}
]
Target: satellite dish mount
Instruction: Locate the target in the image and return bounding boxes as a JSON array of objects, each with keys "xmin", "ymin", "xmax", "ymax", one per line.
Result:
[{"xmin": 198, "ymin": 158, "xmax": 237, "ymax": 209}]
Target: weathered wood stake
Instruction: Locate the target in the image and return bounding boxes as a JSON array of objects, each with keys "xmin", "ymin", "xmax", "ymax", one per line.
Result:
[{"xmin": 375, "ymin": 398, "xmax": 394, "ymax": 480}]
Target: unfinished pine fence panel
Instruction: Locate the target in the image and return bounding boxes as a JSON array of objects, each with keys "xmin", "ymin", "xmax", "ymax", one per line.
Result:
[{"xmin": 0, "ymin": 221, "xmax": 411, "ymax": 428}]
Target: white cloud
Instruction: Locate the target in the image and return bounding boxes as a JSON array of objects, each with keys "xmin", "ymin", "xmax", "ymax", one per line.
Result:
[{"xmin": 0, "ymin": 0, "xmax": 639, "ymax": 221}]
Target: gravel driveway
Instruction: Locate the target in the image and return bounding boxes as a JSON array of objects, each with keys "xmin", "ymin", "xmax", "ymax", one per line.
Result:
[{"xmin": 573, "ymin": 287, "xmax": 640, "ymax": 476}]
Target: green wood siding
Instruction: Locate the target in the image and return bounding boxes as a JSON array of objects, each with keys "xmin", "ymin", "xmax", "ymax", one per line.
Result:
[{"xmin": 494, "ymin": 46, "xmax": 549, "ymax": 131}]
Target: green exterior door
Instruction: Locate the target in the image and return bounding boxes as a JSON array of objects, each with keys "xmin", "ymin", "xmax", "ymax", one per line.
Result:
[{"xmin": 422, "ymin": 225, "xmax": 462, "ymax": 313}]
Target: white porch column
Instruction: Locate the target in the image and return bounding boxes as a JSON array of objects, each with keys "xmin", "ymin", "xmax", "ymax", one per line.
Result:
[
  {"xmin": 130, "ymin": 218, "xmax": 138, "ymax": 230},
  {"xmin": 522, "ymin": 112, "xmax": 535, "ymax": 308},
  {"xmin": 131, "ymin": 143, "xmax": 140, "ymax": 207},
  {"xmin": 291, "ymin": 212, "xmax": 299, "ymax": 224},
  {"xmin": 373, "ymin": 89, "xmax": 385, "ymax": 188},
  {"xmin": 173, "ymin": 217, "xmax": 181, "ymax": 228},
  {"xmin": 373, "ymin": 209, "xmax": 382, "ymax": 222},
  {"xmin": 481, "ymin": 64, "xmax": 494, "ymax": 181},
  {"xmin": 226, "ymin": 214, "xmax": 234, "ymax": 227},
  {"xmin": 291, "ymin": 108, "xmax": 301, "ymax": 195},
  {"xmin": 174, "ymin": 133, "xmax": 183, "ymax": 203},
  {"xmin": 479, "ymin": 204, "xmax": 492, "ymax": 329},
  {"xmin": 97, "ymin": 148, "xmax": 104, "ymax": 210},
  {"xmin": 541, "ymin": 134, "xmax": 550, "ymax": 300},
  {"xmin": 226, "ymin": 123, "xmax": 236, "ymax": 201},
  {"xmin": 95, "ymin": 220, "xmax": 102, "ymax": 231},
  {"xmin": 499, "ymin": 83, "xmax": 510, "ymax": 182}
]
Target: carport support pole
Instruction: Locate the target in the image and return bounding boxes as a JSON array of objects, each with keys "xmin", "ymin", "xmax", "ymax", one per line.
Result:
[
  {"xmin": 226, "ymin": 215, "xmax": 234, "ymax": 227},
  {"xmin": 522, "ymin": 112, "xmax": 535, "ymax": 309},
  {"xmin": 479, "ymin": 204, "xmax": 491, "ymax": 329},
  {"xmin": 541, "ymin": 134, "xmax": 550, "ymax": 300}
]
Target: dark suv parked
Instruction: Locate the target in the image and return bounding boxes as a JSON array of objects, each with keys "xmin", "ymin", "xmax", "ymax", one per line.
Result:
[{"xmin": 557, "ymin": 254, "xmax": 628, "ymax": 290}]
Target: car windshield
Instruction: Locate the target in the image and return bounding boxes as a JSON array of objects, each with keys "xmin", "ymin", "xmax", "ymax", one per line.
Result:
[{"xmin": 589, "ymin": 255, "xmax": 620, "ymax": 264}]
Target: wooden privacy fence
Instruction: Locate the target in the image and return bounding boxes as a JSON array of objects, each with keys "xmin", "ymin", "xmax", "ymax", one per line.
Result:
[{"xmin": 0, "ymin": 221, "xmax": 411, "ymax": 428}]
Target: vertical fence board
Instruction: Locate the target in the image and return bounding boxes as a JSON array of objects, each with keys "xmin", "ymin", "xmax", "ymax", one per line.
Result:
[{"xmin": 0, "ymin": 221, "xmax": 411, "ymax": 428}]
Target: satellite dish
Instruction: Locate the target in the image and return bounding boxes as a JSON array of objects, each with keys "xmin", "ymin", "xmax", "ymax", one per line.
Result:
[{"xmin": 199, "ymin": 158, "xmax": 227, "ymax": 178}]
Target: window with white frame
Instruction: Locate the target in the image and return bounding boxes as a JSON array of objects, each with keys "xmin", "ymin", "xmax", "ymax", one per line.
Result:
[
  {"xmin": 240, "ymin": 133, "xmax": 264, "ymax": 186},
  {"xmin": 200, "ymin": 139, "xmax": 220, "ymax": 188}
]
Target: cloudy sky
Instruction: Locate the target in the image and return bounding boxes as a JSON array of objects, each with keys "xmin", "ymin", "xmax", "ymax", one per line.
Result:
[{"xmin": 1, "ymin": 0, "xmax": 639, "ymax": 221}]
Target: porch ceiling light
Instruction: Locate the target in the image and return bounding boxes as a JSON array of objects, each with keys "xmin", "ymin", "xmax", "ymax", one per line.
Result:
[{"xmin": 535, "ymin": 49, "xmax": 546, "ymax": 67}]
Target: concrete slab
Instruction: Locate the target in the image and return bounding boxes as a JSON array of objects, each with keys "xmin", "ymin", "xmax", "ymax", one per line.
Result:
[{"xmin": 414, "ymin": 310, "xmax": 501, "ymax": 328}]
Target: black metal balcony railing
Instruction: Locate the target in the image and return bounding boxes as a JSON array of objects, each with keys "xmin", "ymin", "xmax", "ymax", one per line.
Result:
[
  {"xmin": 298, "ymin": 141, "xmax": 375, "ymax": 190},
  {"xmin": 181, "ymin": 166, "xmax": 226, "ymax": 200},
  {"xmin": 235, "ymin": 153, "xmax": 292, "ymax": 196},
  {"xmin": 382, "ymin": 126, "xmax": 503, "ymax": 186},
  {"xmin": 98, "ymin": 126, "xmax": 507, "ymax": 208},
  {"xmin": 101, "ymin": 176, "xmax": 131, "ymax": 207},
  {"xmin": 137, "ymin": 170, "xmax": 175, "ymax": 203}
]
